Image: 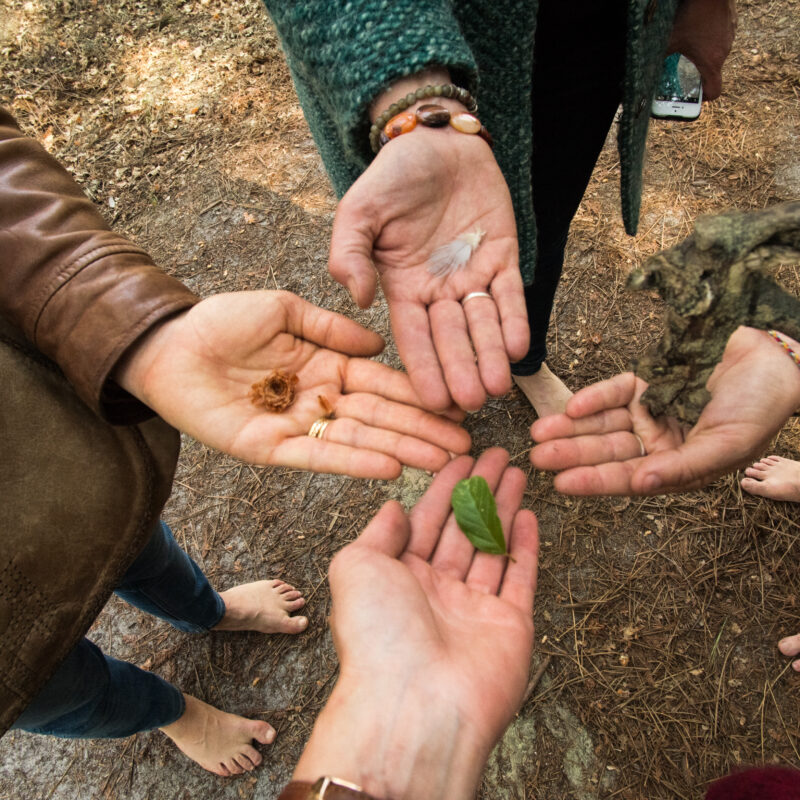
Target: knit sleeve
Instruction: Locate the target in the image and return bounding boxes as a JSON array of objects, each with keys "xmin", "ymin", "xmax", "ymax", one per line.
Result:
[{"xmin": 261, "ymin": 0, "xmax": 478, "ymax": 196}]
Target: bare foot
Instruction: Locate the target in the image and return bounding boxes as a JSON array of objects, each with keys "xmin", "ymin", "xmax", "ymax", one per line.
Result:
[
  {"xmin": 214, "ymin": 579, "xmax": 308, "ymax": 635},
  {"xmin": 160, "ymin": 693, "xmax": 275, "ymax": 775},
  {"xmin": 512, "ymin": 363, "xmax": 573, "ymax": 418},
  {"xmin": 740, "ymin": 455, "xmax": 800, "ymax": 502},
  {"xmin": 778, "ymin": 633, "xmax": 800, "ymax": 672}
]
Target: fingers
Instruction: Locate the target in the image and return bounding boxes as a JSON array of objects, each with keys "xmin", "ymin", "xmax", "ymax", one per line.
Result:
[
  {"xmin": 549, "ymin": 433, "xmax": 734, "ymax": 496},
  {"xmin": 563, "ymin": 372, "xmax": 642, "ymax": 418},
  {"xmin": 353, "ymin": 501, "xmax": 412, "ymax": 559},
  {"xmin": 551, "ymin": 460, "xmax": 643, "ymax": 496},
  {"xmin": 430, "ymin": 448, "xmax": 510, "ymax": 578},
  {"xmin": 390, "ymin": 299, "xmax": 453, "ymax": 411},
  {"xmin": 407, "ymin": 455, "xmax": 475, "ymax": 559},
  {"xmin": 778, "ymin": 633, "xmax": 800, "ymax": 672},
  {"xmin": 268, "ymin": 436, "xmax": 403, "ymax": 479},
  {"xmin": 499, "ymin": 509, "xmax": 540, "ymax": 613},
  {"xmin": 531, "ymin": 430, "xmax": 645, "ymax": 472},
  {"xmin": 319, "ymin": 415, "xmax": 456, "ymax": 472},
  {"xmin": 531, "ymin": 408, "xmax": 634, "ymax": 443},
  {"xmin": 278, "ymin": 291, "xmax": 384, "ymax": 356},
  {"xmin": 328, "ymin": 194, "xmax": 380, "ymax": 308},
  {"xmin": 334, "ymin": 391, "xmax": 471, "ymax": 460},
  {"xmin": 461, "ymin": 294, "xmax": 513, "ymax": 397},
  {"xmin": 489, "ymin": 260, "xmax": 529, "ymax": 362},
  {"xmin": 464, "ymin": 465, "xmax": 527, "ymax": 594},
  {"xmin": 429, "ymin": 300, "xmax": 486, "ymax": 411},
  {"xmin": 343, "ymin": 358, "xmax": 468, "ymax": 433}
]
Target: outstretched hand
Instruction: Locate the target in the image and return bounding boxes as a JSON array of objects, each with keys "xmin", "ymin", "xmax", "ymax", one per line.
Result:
[
  {"xmin": 115, "ymin": 290, "xmax": 470, "ymax": 479},
  {"xmin": 530, "ymin": 327, "xmax": 800, "ymax": 495},
  {"xmin": 329, "ymin": 128, "xmax": 529, "ymax": 412},
  {"xmin": 293, "ymin": 448, "xmax": 540, "ymax": 799}
]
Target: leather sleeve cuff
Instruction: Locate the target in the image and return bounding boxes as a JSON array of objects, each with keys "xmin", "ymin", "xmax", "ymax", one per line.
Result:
[{"xmin": 278, "ymin": 778, "xmax": 386, "ymax": 800}]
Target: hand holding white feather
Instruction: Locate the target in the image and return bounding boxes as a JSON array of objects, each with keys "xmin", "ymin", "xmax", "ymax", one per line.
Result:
[{"xmin": 427, "ymin": 228, "xmax": 486, "ymax": 278}]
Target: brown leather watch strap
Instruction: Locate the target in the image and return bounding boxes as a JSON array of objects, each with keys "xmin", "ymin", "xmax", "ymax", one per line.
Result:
[{"xmin": 278, "ymin": 777, "xmax": 384, "ymax": 800}]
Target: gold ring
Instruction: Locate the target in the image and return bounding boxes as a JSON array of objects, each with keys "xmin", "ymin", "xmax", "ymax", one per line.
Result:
[
  {"xmin": 633, "ymin": 433, "xmax": 646, "ymax": 458},
  {"xmin": 308, "ymin": 418, "xmax": 332, "ymax": 439},
  {"xmin": 461, "ymin": 291, "xmax": 492, "ymax": 304}
]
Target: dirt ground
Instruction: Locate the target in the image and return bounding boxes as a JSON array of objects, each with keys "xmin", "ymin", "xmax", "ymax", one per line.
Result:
[{"xmin": 1, "ymin": 1, "xmax": 799, "ymax": 798}]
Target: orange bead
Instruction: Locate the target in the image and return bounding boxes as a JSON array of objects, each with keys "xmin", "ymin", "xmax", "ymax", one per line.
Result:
[
  {"xmin": 384, "ymin": 111, "xmax": 417, "ymax": 139},
  {"xmin": 449, "ymin": 112, "xmax": 481, "ymax": 134}
]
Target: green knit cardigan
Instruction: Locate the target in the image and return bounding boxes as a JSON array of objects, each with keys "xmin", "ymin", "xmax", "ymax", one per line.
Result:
[{"xmin": 262, "ymin": 0, "xmax": 679, "ymax": 284}]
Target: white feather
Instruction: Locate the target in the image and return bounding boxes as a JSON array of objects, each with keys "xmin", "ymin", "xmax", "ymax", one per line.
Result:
[{"xmin": 428, "ymin": 228, "xmax": 486, "ymax": 278}]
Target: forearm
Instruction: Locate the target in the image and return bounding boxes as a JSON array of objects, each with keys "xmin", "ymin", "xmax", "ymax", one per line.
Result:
[
  {"xmin": 261, "ymin": 1, "xmax": 477, "ymax": 193},
  {"xmin": 0, "ymin": 108, "xmax": 198, "ymax": 421},
  {"xmin": 293, "ymin": 677, "xmax": 489, "ymax": 800}
]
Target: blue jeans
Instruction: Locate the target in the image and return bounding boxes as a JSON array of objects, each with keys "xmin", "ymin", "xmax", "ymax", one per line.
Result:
[{"xmin": 12, "ymin": 521, "xmax": 225, "ymax": 738}]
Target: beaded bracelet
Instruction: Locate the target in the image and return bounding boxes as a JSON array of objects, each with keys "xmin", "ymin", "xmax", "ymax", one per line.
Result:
[
  {"xmin": 373, "ymin": 103, "xmax": 493, "ymax": 153},
  {"xmin": 369, "ymin": 83, "xmax": 477, "ymax": 154},
  {"xmin": 767, "ymin": 329, "xmax": 800, "ymax": 369}
]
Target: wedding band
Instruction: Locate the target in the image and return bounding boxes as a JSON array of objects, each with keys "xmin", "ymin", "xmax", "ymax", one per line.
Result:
[
  {"xmin": 308, "ymin": 418, "xmax": 332, "ymax": 439},
  {"xmin": 461, "ymin": 291, "xmax": 492, "ymax": 304},
  {"xmin": 633, "ymin": 433, "xmax": 646, "ymax": 458}
]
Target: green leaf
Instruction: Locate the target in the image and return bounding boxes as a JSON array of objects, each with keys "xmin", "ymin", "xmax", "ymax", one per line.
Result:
[{"xmin": 451, "ymin": 476, "xmax": 509, "ymax": 556}]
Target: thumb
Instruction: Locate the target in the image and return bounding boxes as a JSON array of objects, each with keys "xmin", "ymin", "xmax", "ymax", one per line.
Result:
[
  {"xmin": 329, "ymin": 192, "xmax": 380, "ymax": 309},
  {"xmin": 355, "ymin": 500, "xmax": 411, "ymax": 557},
  {"xmin": 279, "ymin": 291, "xmax": 384, "ymax": 356}
]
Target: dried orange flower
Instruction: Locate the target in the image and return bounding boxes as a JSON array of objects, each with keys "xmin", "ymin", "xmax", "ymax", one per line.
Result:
[{"xmin": 249, "ymin": 370, "xmax": 299, "ymax": 412}]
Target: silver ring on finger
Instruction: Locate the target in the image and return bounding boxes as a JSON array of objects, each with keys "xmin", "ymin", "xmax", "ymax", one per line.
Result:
[
  {"xmin": 633, "ymin": 433, "xmax": 646, "ymax": 457},
  {"xmin": 461, "ymin": 291, "xmax": 492, "ymax": 305}
]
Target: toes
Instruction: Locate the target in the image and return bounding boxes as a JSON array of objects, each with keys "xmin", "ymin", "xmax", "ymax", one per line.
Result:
[
  {"xmin": 744, "ymin": 467, "xmax": 766, "ymax": 478},
  {"xmin": 251, "ymin": 722, "xmax": 276, "ymax": 745},
  {"xmin": 741, "ymin": 477, "xmax": 769, "ymax": 497},
  {"xmin": 232, "ymin": 751, "xmax": 258, "ymax": 772},
  {"xmin": 282, "ymin": 615, "xmax": 308, "ymax": 634},
  {"xmin": 282, "ymin": 589, "xmax": 302, "ymax": 601},
  {"xmin": 778, "ymin": 633, "xmax": 800, "ymax": 657},
  {"xmin": 285, "ymin": 597, "xmax": 306, "ymax": 612},
  {"xmin": 215, "ymin": 763, "xmax": 232, "ymax": 777},
  {"xmin": 275, "ymin": 582, "xmax": 295, "ymax": 594},
  {"xmin": 224, "ymin": 759, "xmax": 244, "ymax": 775},
  {"xmin": 270, "ymin": 579, "xmax": 286, "ymax": 590},
  {"xmin": 241, "ymin": 744, "xmax": 263, "ymax": 768},
  {"xmin": 794, "ymin": 659, "xmax": 800, "ymax": 672}
]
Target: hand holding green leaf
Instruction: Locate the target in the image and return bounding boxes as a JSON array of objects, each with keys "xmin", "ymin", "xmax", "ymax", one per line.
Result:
[{"xmin": 451, "ymin": 476, "xmax": 514, "ymax": 559}]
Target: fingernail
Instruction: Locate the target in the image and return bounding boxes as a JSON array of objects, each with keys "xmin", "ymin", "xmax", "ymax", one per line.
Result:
[{"xmin": 642, "ymin": 474, "xmax": 662, "ymax": 492}]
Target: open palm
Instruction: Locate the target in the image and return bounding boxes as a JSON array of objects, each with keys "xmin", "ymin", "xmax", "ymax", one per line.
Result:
[
  {"xmin": 330, "ymin": 449, "xmax": 539, "ymax": 750},
  {"xmin": 330, "ymin": 129, "xmax": 529, "ymax": 412},
  {"xmin": 116, "ymin": 290, "xmax": 470, "ymax": 479},
  {"xmin": 530, "ymin": 327, "xmax": 800, "ymax": 494}
]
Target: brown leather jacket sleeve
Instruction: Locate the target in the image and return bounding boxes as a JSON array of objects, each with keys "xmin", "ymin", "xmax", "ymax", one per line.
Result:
[{"xmin": 0, "ymin": 108, "xmax": 199, "ymax": 423}]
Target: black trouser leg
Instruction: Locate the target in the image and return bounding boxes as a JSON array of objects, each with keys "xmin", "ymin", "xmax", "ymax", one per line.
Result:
[{"xmin": 513, "ymin": 0, "xmax": 628, "ymax": 375}]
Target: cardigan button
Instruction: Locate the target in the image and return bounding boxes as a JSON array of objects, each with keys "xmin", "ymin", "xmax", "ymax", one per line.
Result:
[{"xmin": 644, "ymin": 0, "xmax": 658, "ymax": 24}]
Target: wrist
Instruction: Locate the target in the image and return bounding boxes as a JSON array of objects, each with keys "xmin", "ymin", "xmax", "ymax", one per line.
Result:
[
  {"xmin": 112, "ymin": 312, "xmax": 184, "ymax": 403},
  {"xmin": 369, "ymin": 68, "xmax": 457, "ymax": 123},
  {"xmin": 293, "ymin": 674, "xmax": 488, "ymax": 800}
]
